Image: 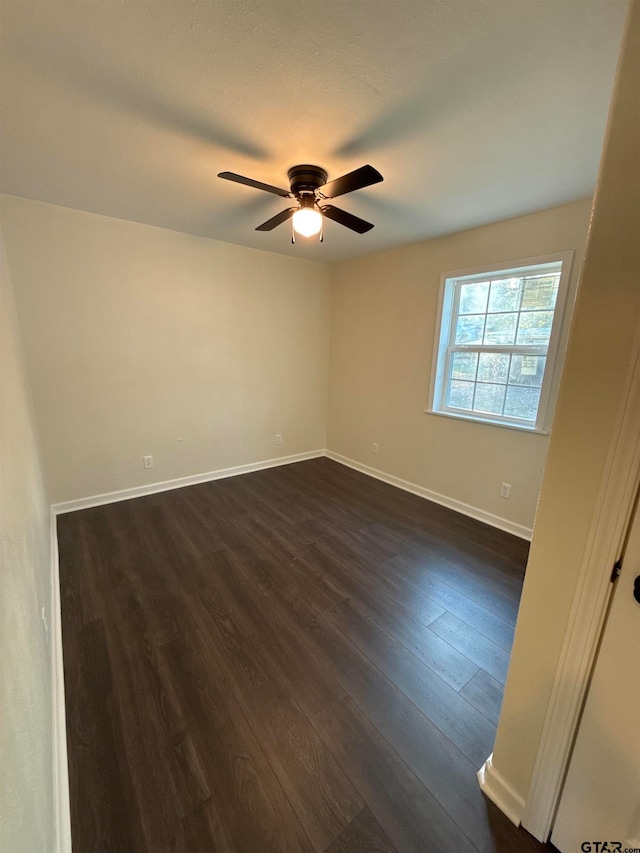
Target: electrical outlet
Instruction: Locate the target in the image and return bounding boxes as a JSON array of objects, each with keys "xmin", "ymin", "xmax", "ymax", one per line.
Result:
[
  {"xmin": 275, "ymin": 434, "xmax": 283, "ymax": 445},
  {"xmin": 500, "ymin": 482, "xmax": 512, "ymax": 499},
  {"xmin": 41, "ymin": 606, "xmax": 49, "ymax": 642},
  {"xmin": 372, "ymin": 442, "xmax": 379, "ymax": 454},
  {"xmin": 143, "ymin": 455, "xmax": 153, "ymax": 469}
]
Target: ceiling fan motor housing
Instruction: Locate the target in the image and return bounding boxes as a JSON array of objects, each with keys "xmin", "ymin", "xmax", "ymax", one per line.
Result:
[{"xmin": 287, "ymin": 165, "xmax": 328, "ymax": 198}]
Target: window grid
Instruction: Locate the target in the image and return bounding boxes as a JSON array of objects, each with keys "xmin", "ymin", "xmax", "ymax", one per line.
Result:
[
  {"xmin": 442, "ymin": 271, "xmax": 560, "ymax": 425},
  {"xmin": 445, "ymin": 350, "xmax": 547, "ymax": 421}
]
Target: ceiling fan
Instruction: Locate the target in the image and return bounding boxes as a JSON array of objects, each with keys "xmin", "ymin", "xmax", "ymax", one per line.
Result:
[{"xmin": 217, "ymin": 164, "xmax": 383, "ymax": 241}]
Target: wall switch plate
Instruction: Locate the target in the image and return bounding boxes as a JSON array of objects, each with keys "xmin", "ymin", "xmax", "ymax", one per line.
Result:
[
  {"xmin": 275, "ymin": 434, "xmax": 282, "ymax": 445},
  {"xmin": 500, "ymin": 482, "xmax": 512, "ymax": 499},
  {"xmin": 143, "ymin": 455, "xmax": 153, "ymax": 469},
  {"xmin": 372, "ymin": 442, "xmax": 379, "ymax": 454}
]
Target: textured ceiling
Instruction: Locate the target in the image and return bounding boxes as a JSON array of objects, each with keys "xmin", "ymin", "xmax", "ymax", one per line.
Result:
[{"xmin": 0, "ymin": 1, "xmax": 628, "ymax": 263}]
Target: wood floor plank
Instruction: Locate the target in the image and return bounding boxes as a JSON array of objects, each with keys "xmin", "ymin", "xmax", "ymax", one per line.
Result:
[
  {"xmin": 101, "ymin": 502, "xmax": 179, "ymax": 597},
  {"xmin": 345, "ymin": 662, "xmax": 499, "ymax": 850},
  {"xmin": 228, "ymin": 515, "xmax": 344, "ymax": 611},
  {"xmin": 428, "ymin": 611, "xmax": 511, "ymax": 685},
  {"xmin": 203, "ymin": 548, "xmax": 344, "ymax": 717},
  {"xmin": 160, "ymin": 633, "xmax": 315, "ymax": 852},
  {"xmin": 148, "ymin": 501, "xmax": 228, "ymax": 592},
  {"xmin": 386, "ymin": 554, "xmax": 517, "ymax": 650},
  {"xmin": 103, "ymin": 592, "xmax": 212, "ymax": 848},
  {"xmin": 178, "ymin": 796, "xmax": 235, "ymax": 852},
  {"xmin": 228, "ymin": 574, "xmax": 498, "ymax": 849},
  {"xmin": 63, "ymin": 619, "xmax": 146, "ymax": 852},
  {"xmin": 323, "ymin": 806, "xmax": 399, "ymax": 853},
  {"xmin": 291, "ymin": 519, "xmax": 515, "ymax": 670},
  {"xmin": 387, "ymin": 551, "xmax": 520, "ymax": 626},
  {"xmin": 294, "ymin": 525, "xmax": 448, "ymax": 633},
  {"xmin": 192, "ymin": 580, "xmax": 364, "ymax": 850},
  {"xmin": 366, "ymin": 521, "xmax": 526, "ymax": 597},
  {"xmin": 57, "ymin": 513, "xmax": 102, "ymax": 630},
  {"xmin": 325, "ymin": 598, "xmax": 496, "ymax": 767},
  {"xmin": 285, "ymin": 510, "xmax": 480, "ymax": 699},
  {"xmin": 313, "ymin": 695, "xmax": 476, "ymax": 853},
  {"xmin": 231, "ymin": 470, "xmax": 316, "ymax": 528},
  {"xmin": 346, "ymin": 593, "xmax": 478, "ymax": 691},
  {"xmin": 460, "ymin": 670, "xmax": 505, "ymax": 727}
]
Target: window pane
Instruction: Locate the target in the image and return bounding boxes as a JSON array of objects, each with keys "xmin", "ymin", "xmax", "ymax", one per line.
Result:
[
  {"xmin": 455, "ymin": 314, "xmax": 485, "ymax": 344},
  {"xmin": 521, "ymin": 276, "xmax": 559, "ymax": 311},
  {"xmin": 477, "ymin": 353, "xmax": 509, "ymax": 384},
  {"xmin": 474, "ymin": 383, "xmax": 506, "ymax": 415},
  {"xmin": 516, "ymin": 310, "xmax": 554, "ymax": 345},
  {"xmin": 447, "ymin": 380, "xmax": 474, "ymax": 410},
  {"xmin": 504, "ymin": 386, "xmax": 541, "ymax": 421},
  {"xmin": 450, "ymin": 352, "xmax": 478, "ymax": 380},
  {"xmin": 488, "ymin": 278, "xmax": 521, "ymax": 313},
  {"xmin": 509, "ymin": 355, "xmax": 546, "ymax": 387},
  {"xmin": 459, "ymin": 281, "xmax": 489, "ymax": 314},
  {"xmin": 484, "ymin": 312, "xmax": 517, "ymax": 344}
]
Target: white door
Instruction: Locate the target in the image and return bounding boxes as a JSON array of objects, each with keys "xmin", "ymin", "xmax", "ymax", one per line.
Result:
[{"xmin": 552, "ymin": 493, "xmax": 640, "ymax": 852}]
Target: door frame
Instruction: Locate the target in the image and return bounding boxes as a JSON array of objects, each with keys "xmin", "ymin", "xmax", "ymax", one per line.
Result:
[{"xmin": 521, "ymin": 329, "xmax": 640, "ymax": 841}]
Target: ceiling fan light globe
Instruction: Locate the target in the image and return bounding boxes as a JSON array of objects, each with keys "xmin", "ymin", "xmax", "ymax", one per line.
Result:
[{"xmin": 292, "ymin": 208, "xmax": 322, "ymax": 237}]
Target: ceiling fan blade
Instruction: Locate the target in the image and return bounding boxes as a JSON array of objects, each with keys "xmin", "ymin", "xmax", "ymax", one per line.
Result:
[
  {"xmin": 320, "ymin": 204, "xmax": 374, "ymax": 234},
  {"xmin": 218, "ymin": 171, "xmax": 292, "ymax": 198},
  {"xmin": 316, "ymin": 165, "xmax": 383, "ymax": 199},
  {"xmin": 255, "ymin": 207, "xmax": 298, "ymax": 231}
]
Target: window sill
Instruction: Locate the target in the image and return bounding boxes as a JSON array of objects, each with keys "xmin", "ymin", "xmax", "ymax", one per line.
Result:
[{"xmin": 424, "ymin": 408, "xmax": 550, "ymax": 435}]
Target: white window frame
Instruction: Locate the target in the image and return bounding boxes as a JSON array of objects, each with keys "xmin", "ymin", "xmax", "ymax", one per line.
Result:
[{"xmin": 427, "ymin": 251, "xmax": 574, "ymax": 433}]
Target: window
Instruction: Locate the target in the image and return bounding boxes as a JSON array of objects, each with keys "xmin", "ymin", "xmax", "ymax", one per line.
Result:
[{"xmin": 429, "ymin": 253, "xmax": 573, "ymax": 432}]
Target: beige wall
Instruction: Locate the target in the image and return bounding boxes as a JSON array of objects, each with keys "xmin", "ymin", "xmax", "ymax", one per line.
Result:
[
  {"xmin": 493, "ymin": 0, "xmax": 639, "ymax": 804},
  {"xmin": 0, "ymin": 232, "xmax": 54, "ymax": 851},
  {"xmin": 328, "ymin": 200, "xmax": 592, "ymax": 534},
  {"xmin": 1, "ymin": 196, "xmax": 332, "ymax": 505}
]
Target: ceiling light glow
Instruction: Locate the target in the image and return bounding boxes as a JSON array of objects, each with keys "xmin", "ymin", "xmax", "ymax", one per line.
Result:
[{"xmin": 292, "ymin": 207, "xmax": 322, "ymax": 237}]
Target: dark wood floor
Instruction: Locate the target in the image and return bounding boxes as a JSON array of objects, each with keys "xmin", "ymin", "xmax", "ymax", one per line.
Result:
[{"xmin": 58, "ymin": 456, "xmax": 553, "ymax": 852}]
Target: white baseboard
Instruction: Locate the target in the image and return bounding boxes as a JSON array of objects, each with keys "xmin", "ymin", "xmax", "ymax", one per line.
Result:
[
  {"xmin": 52, "ymin": 449, "xmax": 532, "ymax": 541},
  {"xmin": 48, "ymin": 445, "xmax": 526, "ymax": 850},
  {"xmin": 52, "ymin": 450, "xmax": 325, "ymax": 515},
  {"xmin": 477, "ymin": 754, "xmax": 525, "ymax": 826},
  {"xmin": 325, "ymin": 451, "xmax": 533, "ymax": 541},
  {"xmin": 50, "ymin": 515, "xmax": 71, "ymax": 852}
]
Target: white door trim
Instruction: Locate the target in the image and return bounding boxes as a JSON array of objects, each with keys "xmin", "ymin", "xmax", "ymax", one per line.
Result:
[{"xmin": 521, "ymin": 331, "xmax": 640, "ymax": 841}]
